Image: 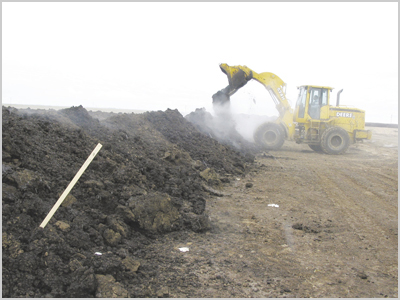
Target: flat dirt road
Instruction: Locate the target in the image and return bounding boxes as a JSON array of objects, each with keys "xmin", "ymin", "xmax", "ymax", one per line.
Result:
[{"xmin": 143, "ymin": 126, "xmax": 398, "ymax": 298}]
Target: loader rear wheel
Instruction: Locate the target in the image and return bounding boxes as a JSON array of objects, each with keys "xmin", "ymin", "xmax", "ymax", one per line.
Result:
[
  {"xmin": 321, "ymin": 127, "xmax": 350, "ymax": 155},
  {"xmin": 308, "ymin": 144, "xmax": 323, "ymax": 152},
  {"xmin": 254, "ymin": 123, "xmax": 285, "ymax": 150}
]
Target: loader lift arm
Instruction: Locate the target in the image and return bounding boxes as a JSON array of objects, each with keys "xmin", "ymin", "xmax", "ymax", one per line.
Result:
[{"xmin": 212, "ymin": 64, "xmax": 293, "ymax": 118}]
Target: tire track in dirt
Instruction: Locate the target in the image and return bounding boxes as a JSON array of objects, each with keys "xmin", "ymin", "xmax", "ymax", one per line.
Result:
[
  {"xmin": 339, "ymin": 171, "xmax": 398, "ymax": 220},
  {"xmin": 310, "ymin": 165, "xmax": 397, "ymax": 277},
  {"xmin": 212, "ymin": 156, "xmax": 331, "ymax": 297},
  {"xmin": 258, "ymin": 155, "xmax": 355, "ymax": 297},
  {"xmin": 313, "ymin": 168, "xmax": 398, "ymax": 297},
  {"xmin": 199, "ymin": 178, "xmax": 311, "ymax": 298},
  {"xmin": 338, "ymin": 159, "xmax": 398, "ymax": 194},
  {"xmin": 252, "ymin": 148, "xmax": 398, "ymax": 297},
  {"xmin": 320, "ymin": 162, "xmax": 397, "ymax": 235}
]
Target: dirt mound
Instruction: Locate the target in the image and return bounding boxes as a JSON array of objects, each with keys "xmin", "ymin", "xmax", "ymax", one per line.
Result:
[{"xmin": 2, "ymin": 105, "xmax": 252, "ymax": 297}]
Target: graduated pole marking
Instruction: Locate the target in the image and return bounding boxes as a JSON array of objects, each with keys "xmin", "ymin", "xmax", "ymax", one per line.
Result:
[{"xmin": 39, "ymin": 143, "xmax": 103, "ymax": 228}]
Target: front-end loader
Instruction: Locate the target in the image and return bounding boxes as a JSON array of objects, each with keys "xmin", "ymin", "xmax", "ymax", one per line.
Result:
[{"xmin": 212, "ymin": 63, "xmax": 372, "ymax": 155}]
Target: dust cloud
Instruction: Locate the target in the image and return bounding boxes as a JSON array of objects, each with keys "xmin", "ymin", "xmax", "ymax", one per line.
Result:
[
  {"xmin": 204, "ymin": 81, "xmax": 278, "ymax": 143},
  {"xmin": 185, "ymin": 100, "xmax": 275, "ymax": 155}
]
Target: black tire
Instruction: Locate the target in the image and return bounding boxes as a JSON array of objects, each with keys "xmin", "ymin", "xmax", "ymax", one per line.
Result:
[
  {"xmin": 320, "ymin": 127, "xmax": 350, "ymax": 155},
  {"xmin": 308, "ymin": 144, "xmax": 323, "ymax": 152},
  {"xmin": 253, "ymin": 122, "xmax": 285, "ymax": 150}
]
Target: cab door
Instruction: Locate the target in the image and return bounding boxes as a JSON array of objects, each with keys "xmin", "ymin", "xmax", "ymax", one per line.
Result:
[
  {"xmin": 293, "ymin": 86, "xmax": 308, "ymax": 123},
  {"xmin": 307, "ymin": 88, "xmax": 329, "ymax": 120}
]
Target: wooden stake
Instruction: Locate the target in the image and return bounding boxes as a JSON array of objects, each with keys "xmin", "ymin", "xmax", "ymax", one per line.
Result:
[{"xmin": 39, "ymin": 143, "xmax": 102, "ymax": 228}]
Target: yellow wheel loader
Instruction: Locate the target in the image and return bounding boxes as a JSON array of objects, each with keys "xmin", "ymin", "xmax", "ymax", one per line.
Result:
[{"xmin": 212, "ymin": 64, "xmax": 372, "ymax": 155}]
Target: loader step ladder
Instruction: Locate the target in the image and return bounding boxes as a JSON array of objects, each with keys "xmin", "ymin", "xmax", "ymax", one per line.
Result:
[{"xmin": 310, "ymin": 121, "xmax": 321, "ymax": 141}]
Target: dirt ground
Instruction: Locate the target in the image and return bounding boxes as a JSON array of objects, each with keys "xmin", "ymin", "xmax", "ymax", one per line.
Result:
[
  {"xmin": 2, "ymin": 105, "xmax": 398, "ymax": 298},
  {"xmin": 133, "ymin": 126, "xmax": 398, "ymax": 298}
]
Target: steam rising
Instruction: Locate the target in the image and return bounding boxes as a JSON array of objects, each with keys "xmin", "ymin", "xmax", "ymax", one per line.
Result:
[
  {"xmin": 210, "ymin": 82, "xmax": 278, "ymax": 143},
  {"xmin": 185, "ymin": 99, "xmax": 276, "ymax": 154}
]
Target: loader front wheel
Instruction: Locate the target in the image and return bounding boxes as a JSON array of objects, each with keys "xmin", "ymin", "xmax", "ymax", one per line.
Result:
[
  {"xmin": 320, "ymin": 127, "xmax": 350, "ymax": 155},
  {"xmin": 254, "ymin": 123, "xmax": 285, "ymax": 150}
]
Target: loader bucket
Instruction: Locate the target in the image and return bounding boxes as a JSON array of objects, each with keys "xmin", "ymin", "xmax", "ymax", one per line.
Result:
[
  {"xmin": 219, "ymin": 64, "xmax": 252, "ymax": 95},
  {"xmin": 212, "ymin": 64, "xmax": 253, "ymax": 114}
]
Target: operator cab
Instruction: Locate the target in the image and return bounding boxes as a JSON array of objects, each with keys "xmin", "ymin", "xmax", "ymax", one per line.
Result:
[{"xmin": 294, "ymin": 85, "xmax": 332, "ymax": 122}]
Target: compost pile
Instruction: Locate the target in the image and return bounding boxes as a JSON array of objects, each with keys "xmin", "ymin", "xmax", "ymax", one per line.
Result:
[{"xmin": 2, "ymin": 105, "xmax": 252, "ymax": 297}]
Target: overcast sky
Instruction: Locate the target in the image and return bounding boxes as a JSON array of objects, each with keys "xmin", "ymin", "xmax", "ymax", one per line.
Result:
[{"xmin": 2, "ymin": 2, "xmax": 398, "ymax": 123}]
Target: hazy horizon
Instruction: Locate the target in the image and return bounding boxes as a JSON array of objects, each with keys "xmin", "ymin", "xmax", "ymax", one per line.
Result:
[{"xmin": 2, "ymin": 2, "xmax": 398, "ymax": 124}]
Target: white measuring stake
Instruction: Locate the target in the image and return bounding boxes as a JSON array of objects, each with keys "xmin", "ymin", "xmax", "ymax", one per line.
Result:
[{"xmin": 39, "ymin": 143, "xmax": 103, "ymax": 228}]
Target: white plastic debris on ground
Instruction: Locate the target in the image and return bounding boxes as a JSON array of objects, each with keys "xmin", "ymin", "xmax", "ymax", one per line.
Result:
[
  {"xmin": 179, "ymin": 247, "xmax": 190, "ymax": 252},
  {"xmin": 268, "ymin": 204, "xmax": 279, "ymax": 208},
  {"xmin": 94, "ymin": 252, "xmax": 102, "ymax": 256}
]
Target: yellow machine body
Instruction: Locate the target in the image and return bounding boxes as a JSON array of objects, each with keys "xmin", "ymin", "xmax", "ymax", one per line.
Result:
[
  {"xmin": 213, "ymin": 64, "xmax": 372, "ymax": 154},
  {"xmin": 292, "ymin": 85, "xmax": 372, "ymax": 145}
]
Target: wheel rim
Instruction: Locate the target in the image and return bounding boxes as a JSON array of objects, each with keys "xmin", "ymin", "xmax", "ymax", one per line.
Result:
[
  {"xmin": 264, "ymin": 131, "xmax": 277, "ymax": 143},
  {"xmin": 331, "ymin": 135, "xmax": 343, "ymax": 148}
]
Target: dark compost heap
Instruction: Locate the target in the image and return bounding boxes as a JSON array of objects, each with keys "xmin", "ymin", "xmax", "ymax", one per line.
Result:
[{"xmin": 2, "ymin": 105, "xmax": 253, "ymax": 297}]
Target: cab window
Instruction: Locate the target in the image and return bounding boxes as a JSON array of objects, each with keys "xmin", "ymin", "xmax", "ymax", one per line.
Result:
[
  {"xmin": 321, "ymin": 89, "xmax": 328, "ymax": 106},
  {"xmin": 309, "ymin": 88, "xmax": 321, "ymax": 119},
  {"xmin": 308, "ymin": 88, "xmax": 328, "ymax": 119},
  {"xmin": 295, "ymin": 87, "xmax": 307, "ymax": 118},
  {"xmin": 309, "ymin": 88, "xmax": 328, "ymax": 106}
]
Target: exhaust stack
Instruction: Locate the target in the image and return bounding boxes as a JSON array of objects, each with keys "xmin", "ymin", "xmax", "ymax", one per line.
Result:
[{"xmin": 336, "ymin": 89, "xmax": 343, "ymax": 106}]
